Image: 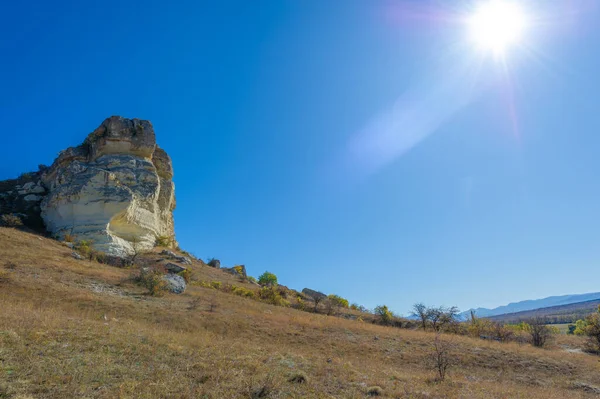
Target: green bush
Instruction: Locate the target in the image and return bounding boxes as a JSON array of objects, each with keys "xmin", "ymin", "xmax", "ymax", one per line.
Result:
[
  {"xmin": 178, "ymin": 269, "xmax": 192, "ymax": 283},
  {"xmin": 258, "ymin": 271, "xmax": 278, "ymax": 287},
  {"xmin": 136, "ymin": 267, "xmax": 167, "ymax": 297},
  {"xmin": 374, "ymin": 305, "xmax": 393, "ymax": 325},
  {"xmin": 74, "ymin": 240, "xmax": 93, "ymax": 258},
  {"xmin": 210, "ymin": 281, "xmax": 222, "ymax": 290},
  {"xmin": 232, "ymin": 285, "xmax": 255, "ymax": 298},
  {"xmin": 259, "ymin": 286, "xmax": 289, "ymax": 306},
  {"xmin": 328, "ymin": 294, "xmax": 349, "ymax": 309}
]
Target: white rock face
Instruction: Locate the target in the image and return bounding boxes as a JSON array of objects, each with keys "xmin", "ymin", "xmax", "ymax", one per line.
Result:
[{"xmin": 40, "ymin": 116, "xmax": 176, "ymax": 257}]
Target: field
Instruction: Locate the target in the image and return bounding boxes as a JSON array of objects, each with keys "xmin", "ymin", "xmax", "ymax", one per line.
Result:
[
  {"xmin": 549, "ymin": 323, "xmax": 573, "ymax": 335},
  {"xmin": 1, "ymin": 227, "xmax": 600, "ymax": 398}
]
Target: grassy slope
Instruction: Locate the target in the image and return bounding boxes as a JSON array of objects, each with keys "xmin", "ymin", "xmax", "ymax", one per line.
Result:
[{"xmin": 1, "ymin": 228, "xmax": 599, "ymax": 398}]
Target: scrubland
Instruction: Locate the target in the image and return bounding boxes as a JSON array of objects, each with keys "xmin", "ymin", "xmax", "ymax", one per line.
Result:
[{"xmin": 1, "ymin": 228, "xmax": 599, "ymax": 398}]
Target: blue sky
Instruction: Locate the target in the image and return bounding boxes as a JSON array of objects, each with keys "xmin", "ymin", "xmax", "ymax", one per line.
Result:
[{"xmin": 1, "ymin": 1, "xmax": 599, "ymax": 315}]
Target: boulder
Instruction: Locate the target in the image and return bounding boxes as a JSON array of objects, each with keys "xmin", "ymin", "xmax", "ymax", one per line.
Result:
[
  {"xmin": 160, "ymin": 249, "xmax": 192, "ymax": 265},
  {"xmin": 163, "ymin": 274, "xmax": 186, "ymax": 294},
  {"xmin": 163, "ymin": 262, "xmax": 186, "ymax": 274},
  {"xmin": 222, "ymin": 264, "xmax": 247, "ymax": 279},
  {"xmin": 302, "ymin": 288, "xmax": 327, "ymax": 301},
  {"xmin": 207, "ymin": 259, "xmax": 221, "ymax": 268}
]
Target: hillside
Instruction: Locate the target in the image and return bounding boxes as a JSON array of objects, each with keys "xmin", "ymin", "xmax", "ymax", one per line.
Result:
[
  {"xmin": 461, "ymin": 293, "xmax": 600, "ymax": 319},
  {"xmin": 488, "ymin": 299, "xmax": 600, "ymax": 325},
  {"xmin": 1, "ymin": 227, "xmax": 600, "ymax": 398}
]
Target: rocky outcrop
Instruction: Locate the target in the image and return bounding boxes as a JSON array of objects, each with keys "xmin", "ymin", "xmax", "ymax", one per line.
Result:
[
  {"xmin": 0, "ymin": 116, "xmax": 177, "ymax": 257},
  {"xmin": 0, "ymin": 171, "xmax": 47, "ymax": 230},
  {"xmin": 222, "ymin": 264, "xmax": 247, "ymax": 279},
  {"xmin": 302, "ymin": 288, "xmax": 327, "ymax": 301},
  {"xmin": 160, "ymin": 249, "xmax": 192, "ymax": 265}
]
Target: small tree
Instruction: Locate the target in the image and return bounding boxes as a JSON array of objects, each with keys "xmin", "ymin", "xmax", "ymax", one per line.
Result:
[
  {"xmin": 128, "ymin": 236, "xmax": 143, "ymax": 265},
  {"xmin": 574, "ymin": 319, "xmax": 588, "ymax": 335},
  {"xmin": 526, "ymin": 318, "xmax": 552, "ymax": 348},
  {"xmin": 374, "ymin": 305, "xmax": 393, "ymax": 325},
  {"xmin": 258, "ymin": 271, "xmax": 278, "ymax": 287},
  {"xmin": 582, "ymin": 306, "xmax": 600, "ymax": 353},
  {"xmin": 427, "ymin": 307, "xmax": 446, "ymax": 332},
  {"xmin": 413, "ymin": 303, "xmax": 429, "ymax": 330}
]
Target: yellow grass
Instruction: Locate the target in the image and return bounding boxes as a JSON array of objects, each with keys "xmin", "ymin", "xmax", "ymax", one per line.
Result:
[{"xmin": 1, "ymin": 227, "xmax": 599, "ymax": 398}]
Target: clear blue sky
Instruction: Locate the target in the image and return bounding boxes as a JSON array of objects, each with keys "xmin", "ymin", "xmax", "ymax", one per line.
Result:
[{"xmin": 1, "ymin": 1, "xmax": 599, "ymax": 315}]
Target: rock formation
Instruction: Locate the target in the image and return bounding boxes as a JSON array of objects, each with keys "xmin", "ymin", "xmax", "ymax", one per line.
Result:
[{"xmin": 0, "ymin": 116, "xmax": 177, "ymax": 257}]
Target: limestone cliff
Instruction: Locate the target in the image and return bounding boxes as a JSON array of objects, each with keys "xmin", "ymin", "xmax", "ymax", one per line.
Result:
[{"xmin": 0, "ymin": 116, "xmax": 177, "ymax": 257}]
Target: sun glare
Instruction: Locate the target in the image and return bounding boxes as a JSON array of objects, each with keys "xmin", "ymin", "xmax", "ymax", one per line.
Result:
[{"xmin": 469, "ymin": 0, "xmax": 527, "ymax": 56}]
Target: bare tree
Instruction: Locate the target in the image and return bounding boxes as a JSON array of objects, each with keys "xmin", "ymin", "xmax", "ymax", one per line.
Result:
[
  {"xmin": 439, "ymin": 306, "xmax": 460, "ymax": 332},
  {"xmin": 412, "ymin": 303, "xmax": 429, "ymax": 330},
  {"xmin": 429, "ymin": 334, "xmax": 454, "ymax": 381},
  {"xmin": 427, "ymin": 307, "xmax": 446, "ymax": 332},
  {"xmin": 425, "ymin": 306, "xmax": 460, "ymax": 332},
  {"xmin": 125, "ymin": 236, "xmax": 145, "ymax": 267}
]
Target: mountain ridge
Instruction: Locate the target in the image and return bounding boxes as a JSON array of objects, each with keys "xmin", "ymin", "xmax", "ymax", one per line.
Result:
[{"xmin": 461, "ymin": 292, "xmax": 600, "ymax": 319}]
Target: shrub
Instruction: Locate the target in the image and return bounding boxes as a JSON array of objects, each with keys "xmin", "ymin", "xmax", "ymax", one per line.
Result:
[
  {"xmin": 292, "ymin": 295, "xmax": 306, "ymax": 311},
  {"xmin": 328, "ymin": 294, "xmax": 349, "ymax": 309},
  {"xmin": 74, "ymin": 240, "xmax": 93, "ymax": 258},
  {"xmin": 155, "ymin": 235, "xmax": 174, "ymax": 247},
  {"xmin": 258, "ymin": 271, "xmax": 278, "ymax": 287},
  {"xmin": 233, "ymin": 265, "xmax": 245, "ymax": 276},
  {"xmin": 525, "ymin": 318, "xmax": 552, "ymax": 348},
  {"xmin": 288, "ymin": 372, "xmax": 307, "ymax": 384},
  {"xmin": 210, "ymin": 281, "xmax": 222, "ymax": 290},
  {"xmin": 248, "ymin": 276, "xmax": 258, "ymax": 284},
  {"xmin": 232, "ymin": 285, "xmax": 255, "ymax": 298},
  {"xmin": 574, "ymin": 319, "xmax": 588, "ymax": 335},
  {"xmin": 136, "ymin": 267, "xmax": 167, "ymax": 297},
  {"xmin": 366, "ymin": 386, "xmax": 383, "ymax": 396},
  {"xmin": 0, "ymin": 214, "xmax": 23, "ymax": 227},
  {"xmin": 178, "ymin": 269, "xmax": 192, "ymax": 283},
  {"xmin": 63, "ymin": 233, "xmax": 75, "ymax": 242},
  {"xmin": 374, "ymin": 305, "xmax": 393, "ymax": 325},
  {"xmin": 259, "ymin": 286, "xmax": 289, "ymax": 306},
  {"xmin": 582, "ymin": 306, "xmax": 600, "ymax": 353},
  {"xmin": 4, "ymin": 262, "xmax": 16, "ymax": 270}
]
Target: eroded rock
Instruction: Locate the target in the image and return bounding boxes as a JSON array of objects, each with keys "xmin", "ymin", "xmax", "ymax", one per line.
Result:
[{"xmin": 37, "ymin": 116, "xmax": 177, "ymax": 257}]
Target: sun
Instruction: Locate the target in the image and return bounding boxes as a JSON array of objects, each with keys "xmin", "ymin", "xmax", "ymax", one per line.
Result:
[{"xmin": 468, "ymin": 0, "xmax": 528, "ymax": 56}]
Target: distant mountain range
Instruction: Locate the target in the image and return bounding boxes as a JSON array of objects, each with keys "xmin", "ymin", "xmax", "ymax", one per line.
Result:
[{"xmin": 460, "ymin": 292, "xmax": 600, "ymax": 320}]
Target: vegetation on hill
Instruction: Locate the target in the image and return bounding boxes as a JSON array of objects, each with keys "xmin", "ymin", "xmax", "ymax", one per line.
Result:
[{"xmin": 488, "ymin": 299, "xmax": 600, "ymax": 325}]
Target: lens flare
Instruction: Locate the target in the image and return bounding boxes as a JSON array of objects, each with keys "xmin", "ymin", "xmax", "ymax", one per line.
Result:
[{"xmin": 469, "ymin": 1, "xmax": 528, "ymax": 56}]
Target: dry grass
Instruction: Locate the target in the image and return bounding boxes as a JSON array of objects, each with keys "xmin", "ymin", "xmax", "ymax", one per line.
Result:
[{"xmin": 1, "ymin": 227, "xmax": 600, "ymax": 398}]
